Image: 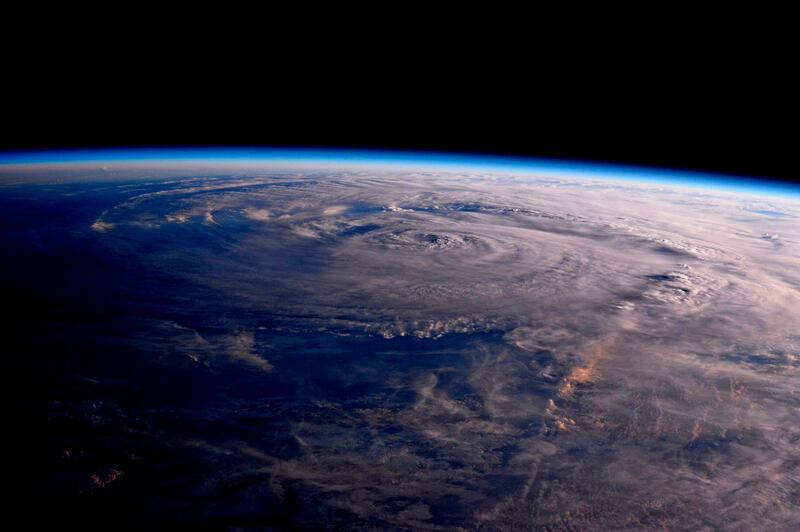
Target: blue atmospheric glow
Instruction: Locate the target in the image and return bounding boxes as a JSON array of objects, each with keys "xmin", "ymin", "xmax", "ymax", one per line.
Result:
[{"xmin": 0, "ymin": 147, "xmax": 797, "ymax": 199}]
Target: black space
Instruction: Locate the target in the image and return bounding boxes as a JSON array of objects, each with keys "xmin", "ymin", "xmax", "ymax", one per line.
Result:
[{"xmin": 4, "ymin": 33, "xmax": 798, "ymax": 185}]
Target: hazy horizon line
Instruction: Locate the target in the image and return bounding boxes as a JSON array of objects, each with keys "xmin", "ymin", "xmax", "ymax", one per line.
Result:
[{"xmin": 0, "ymin": 147, "xmax": 797, "ymax": 199}]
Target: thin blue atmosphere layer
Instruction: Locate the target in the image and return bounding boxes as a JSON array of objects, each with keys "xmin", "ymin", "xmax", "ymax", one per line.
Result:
[{"xmin": 0, "ymin": 147, "xmax": 796, "ymax": 198}]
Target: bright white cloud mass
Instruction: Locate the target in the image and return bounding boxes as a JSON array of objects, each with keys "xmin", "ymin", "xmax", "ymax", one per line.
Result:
[{"xmin": 3, "ymin": 165, "xmax": 799, "ymax": 529}]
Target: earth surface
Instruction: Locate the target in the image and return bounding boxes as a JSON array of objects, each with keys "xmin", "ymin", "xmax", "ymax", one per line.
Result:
[{"xmin": 2, "ymin": 155, "xmax": 799, "ymax": 530}]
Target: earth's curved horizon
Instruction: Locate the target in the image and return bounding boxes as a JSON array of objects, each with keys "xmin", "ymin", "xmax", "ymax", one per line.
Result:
[{"xmin": 3, "ymin": 150, "xmax": 799, "ymax": 530}]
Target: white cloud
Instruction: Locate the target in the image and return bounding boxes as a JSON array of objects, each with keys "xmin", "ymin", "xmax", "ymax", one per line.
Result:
[
  {"xmin": 90, "ymin": 220, "xmax": 114, "ymax": 232},
  {"xmin": 243, "ymin": 207, "xmax": 271, "ymax": 221}
]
